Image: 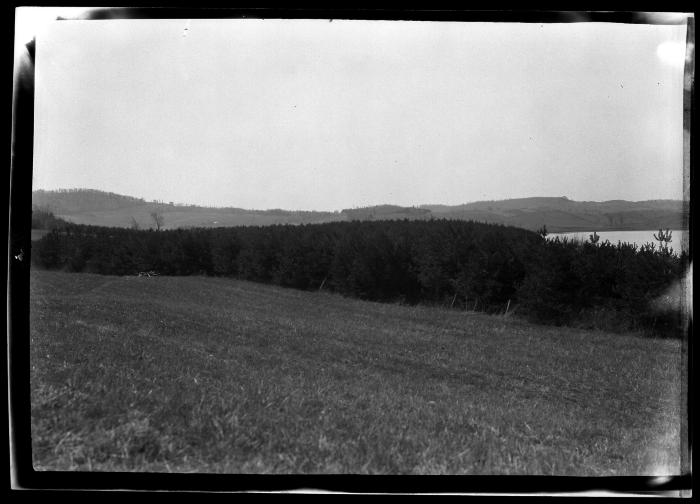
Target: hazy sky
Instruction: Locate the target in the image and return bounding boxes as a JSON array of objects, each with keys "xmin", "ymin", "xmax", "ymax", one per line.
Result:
[{"xmin": 25, "ymin": 11, "xmax": 689, "ymax": 210}]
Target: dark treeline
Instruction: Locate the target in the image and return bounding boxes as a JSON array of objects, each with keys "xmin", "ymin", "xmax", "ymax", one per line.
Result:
[
  {"xmin": 31, "ymin": 219, "xmax": 688, "ymax": 336},
  {"xmin": 31, "ymin": 206, "xmax": 68, "ymax": 230}
]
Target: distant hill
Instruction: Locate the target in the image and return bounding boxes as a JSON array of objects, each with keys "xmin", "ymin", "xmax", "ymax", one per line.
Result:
[
  {"xmin": 32, "ymin": 189, "xmax": 344, "ymax": 230},
  {"xmin": 341, "ymin": 205, "xmax": 432, "ymax": 222},
  {"xmin": 31, "ymin": 189, "xmax": 688, "ymax": 233},
  {"xmin": 421, "ymin": 197, "xmax": 688, "ymax": 233}
]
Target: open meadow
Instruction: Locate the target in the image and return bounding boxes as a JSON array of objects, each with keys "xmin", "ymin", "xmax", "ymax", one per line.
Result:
[{"xmin": 29, "ymin": 269, "xmax": 684, "ymax": 475}]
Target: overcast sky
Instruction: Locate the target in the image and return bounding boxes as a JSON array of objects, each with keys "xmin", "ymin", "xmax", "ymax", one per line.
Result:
[{"xmin": 24, "ymin": 11, "xmax": 689, "ymax": 210}]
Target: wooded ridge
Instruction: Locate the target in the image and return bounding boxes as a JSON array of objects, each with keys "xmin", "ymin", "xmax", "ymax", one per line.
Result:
[{"xmin": 32, "ymin": 189, "xmax": 687, "ymax": 233}]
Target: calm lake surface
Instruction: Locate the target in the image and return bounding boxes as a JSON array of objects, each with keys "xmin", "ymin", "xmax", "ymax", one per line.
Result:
[{"xmin": 548, "ymin": 230, "xmax": 688, "ymax": 254}]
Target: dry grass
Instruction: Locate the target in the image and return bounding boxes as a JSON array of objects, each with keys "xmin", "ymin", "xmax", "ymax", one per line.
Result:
[{"xmin": 30, "ymin": 270, "xmax": 684, "ymax": 474}]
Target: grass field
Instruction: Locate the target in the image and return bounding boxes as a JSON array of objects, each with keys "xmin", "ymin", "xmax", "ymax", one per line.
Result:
[{"xmin": 29, "ymin": 270, "xmax": 684, "ymax": 475}]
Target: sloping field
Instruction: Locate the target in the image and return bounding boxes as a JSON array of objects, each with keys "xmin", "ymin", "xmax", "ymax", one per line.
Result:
[{"xmin": 29, "ymin": 270, "xmax": 684, "ymax": 474}]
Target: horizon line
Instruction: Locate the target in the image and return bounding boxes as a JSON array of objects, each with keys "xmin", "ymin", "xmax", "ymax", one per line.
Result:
[{"xmin": 31, "ymin": 187, "xmax": 687, "ymax": 213}]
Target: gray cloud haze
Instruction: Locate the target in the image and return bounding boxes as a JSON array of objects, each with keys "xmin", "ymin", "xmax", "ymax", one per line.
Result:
[{"xmin": 29, "ymin": 16, "xmax": 688, "ymax": 210}]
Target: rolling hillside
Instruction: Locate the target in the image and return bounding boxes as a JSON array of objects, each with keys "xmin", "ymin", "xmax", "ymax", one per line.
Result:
[
  {"xmin": 30, "ymin": 270, "xmax": 683, "ymax": 474},
  {"xmin": 32, "ymin": 189, "xmax": 345, "ymax": 229},
  {"xmin": 32, "ymin": 189, "xmax": 687, "ymax": 233},
  {"xmin": 421, "ymin": 197, "xmax": 688, "ymax": 232}
]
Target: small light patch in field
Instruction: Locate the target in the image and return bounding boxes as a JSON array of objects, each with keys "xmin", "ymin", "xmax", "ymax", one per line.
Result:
[
  {"xmin": 644, "ymin": 459, "xmax": 681, "ymax": 476},
  {"xmin": 75, "ymin": 319, "xmax": 118, "ymax": 334},
  {"xmin": 641, "ymin": 430, "xmax": 682, "ymax": 475}
]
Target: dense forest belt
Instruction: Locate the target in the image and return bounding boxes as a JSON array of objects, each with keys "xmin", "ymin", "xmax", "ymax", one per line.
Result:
[{"xmin": 30, "ymin": 219, "xmax": 688, "ymax": 336}]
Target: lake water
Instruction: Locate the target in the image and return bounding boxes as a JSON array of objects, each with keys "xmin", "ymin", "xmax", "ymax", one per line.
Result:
[{"xmin": 548, "ymin": 230, "xmax": 688, "ymax": 254}]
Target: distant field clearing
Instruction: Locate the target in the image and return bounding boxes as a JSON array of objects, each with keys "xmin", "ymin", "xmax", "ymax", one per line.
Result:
[
  {"xmin": 29, "ymin": 270, "xmax": 684, "ymax": 474},
  {"xmin": 31, "ymin": 229, "xmax": 51, "ymax": 241}
]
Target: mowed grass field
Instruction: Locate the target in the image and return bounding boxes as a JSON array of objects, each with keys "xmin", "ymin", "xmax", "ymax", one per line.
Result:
[{"xmin": 29, "ymin": 270, "xmax": 684, "ymax": 475}]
